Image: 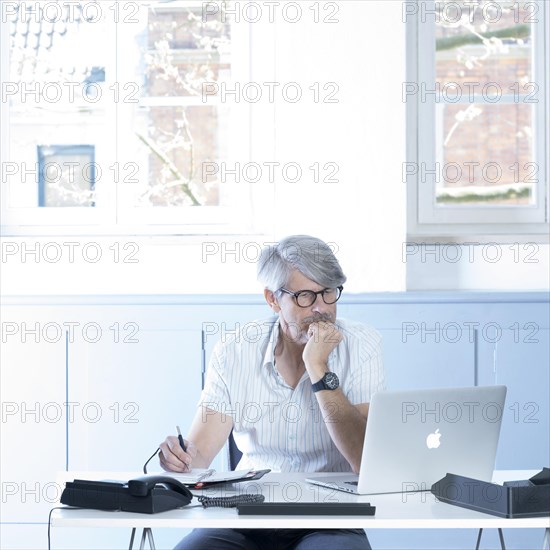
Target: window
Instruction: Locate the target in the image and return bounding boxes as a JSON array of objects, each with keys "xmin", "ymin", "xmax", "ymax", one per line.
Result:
[
  {"xmin": 0, "ymin": 0, "xmax": 255, "ymax": 234},
  {"xmin": 406, "ymin": 0, "xmax": 549, "ymax": 236}
]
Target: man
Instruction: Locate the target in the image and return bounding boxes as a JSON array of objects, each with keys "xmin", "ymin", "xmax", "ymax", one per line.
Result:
[{"xmin": 159, "ymin": 235, "xmax": 385, "ymax": 549}]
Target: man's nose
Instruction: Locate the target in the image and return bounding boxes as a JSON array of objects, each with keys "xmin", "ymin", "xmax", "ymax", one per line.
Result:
[{"xmin": 311, "ymin": 296, "xmax": 329, "ymax": 314}]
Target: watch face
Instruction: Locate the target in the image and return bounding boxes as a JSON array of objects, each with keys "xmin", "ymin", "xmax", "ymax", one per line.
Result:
[{"xmin": 324, "ymin": 372, "xmax": 339, "ymax": 389}]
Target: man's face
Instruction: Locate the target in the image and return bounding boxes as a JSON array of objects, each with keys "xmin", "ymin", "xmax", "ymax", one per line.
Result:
[{"xmin": 270, "ymin": 269, "xmax": 337, "ymax": 345}]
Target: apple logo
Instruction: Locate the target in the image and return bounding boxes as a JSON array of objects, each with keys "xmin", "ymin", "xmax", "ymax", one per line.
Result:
[{"xmin": 426, "ymin": 429, "xmax": 442, "ymax": 449}]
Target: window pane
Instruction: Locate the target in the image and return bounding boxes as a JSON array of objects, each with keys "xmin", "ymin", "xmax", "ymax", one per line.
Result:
[
  {"xmin": 37, "ymin": 145, "xmax": 96, "ymax": 207},
  {"xmin": 131, "ymin": 105, "xmax": 227, "ymax": 207},
  {"xmin": 145, "ymin": 5, "xmax": 230, "ymax": 98},
  {"xmin": 434, "ymin": 0, "xmax": 536, "ymax": 207},
  {"xmin": 121, "ymin": 3, "xmax": 232, "ymax": 209},
  {"xmin": 435, "ymin": 102, "xmax": 535, "ymax": 205}
]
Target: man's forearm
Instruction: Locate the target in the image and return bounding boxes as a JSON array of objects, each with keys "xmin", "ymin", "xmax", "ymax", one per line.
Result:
[
  {"xmin": 314, "ymin": 389, "xmax": 367, "ymax": 473},
  {"xmin": 303, "ymin": 322, "xmax": 369, "ymax": 472}
]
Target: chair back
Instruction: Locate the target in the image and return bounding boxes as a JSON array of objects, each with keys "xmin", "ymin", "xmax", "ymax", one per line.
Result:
[{"xmin": 228, "ymin": 430, "xmax": 243, "ymax": 470}]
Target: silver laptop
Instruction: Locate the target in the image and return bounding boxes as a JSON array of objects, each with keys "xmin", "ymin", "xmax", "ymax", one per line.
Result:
[{"xmin": 306, "ymin": 385, "xmax": 507, "ymax": 495}]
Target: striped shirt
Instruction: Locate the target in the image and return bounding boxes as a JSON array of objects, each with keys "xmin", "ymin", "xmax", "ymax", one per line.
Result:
[{"xmin": 198, "ymin": 317, "xmax": 385, "ymax": 473}]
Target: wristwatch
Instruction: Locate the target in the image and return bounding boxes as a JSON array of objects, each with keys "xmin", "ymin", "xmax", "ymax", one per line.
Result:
[{"xmin": 311, "ymin": 372, "xmax": 340, "ymax": 393}]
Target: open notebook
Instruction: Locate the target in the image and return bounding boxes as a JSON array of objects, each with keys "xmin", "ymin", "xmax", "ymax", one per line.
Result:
[
  {"xmin": 164, "ymin": 468, "xmax": 255, "ymax": 485},
  {"xmin": 149, "ymin": 468, "xmax": 270, "ymax": 488}
]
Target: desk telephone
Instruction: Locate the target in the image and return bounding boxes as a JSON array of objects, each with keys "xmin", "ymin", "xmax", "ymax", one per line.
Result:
[
  {"xmin": 61, "ymin": 476, "xmax": 193, "ymax": 514},
  {"xmin": 61, "ymin": 476, "xmax": 266, "ymax": 514}
]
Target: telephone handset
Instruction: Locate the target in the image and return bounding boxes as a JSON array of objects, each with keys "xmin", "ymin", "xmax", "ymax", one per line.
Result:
[{"xmin": 128, "ymin": 475, "xmax": 193, "ymax": 501}]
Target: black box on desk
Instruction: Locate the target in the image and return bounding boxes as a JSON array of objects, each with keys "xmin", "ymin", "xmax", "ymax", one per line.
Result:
[{"xmin": 431, "ymin": 468, "xmax": 550, "ymax": 518}]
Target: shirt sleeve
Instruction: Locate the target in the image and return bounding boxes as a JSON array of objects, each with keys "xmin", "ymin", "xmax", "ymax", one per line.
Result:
[{"xmin": 345, "ymin": 324, "xmax": 386, "ymax": 405}]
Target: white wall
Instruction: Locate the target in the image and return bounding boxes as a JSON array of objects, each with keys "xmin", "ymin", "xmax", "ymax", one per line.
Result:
[
  {"xmin": 269, "ymin": 0, "xmax": 407, "ymax": 293},
  {"xmin": 406, "ymin": 243, "xmax": 550, "ymax": 290}
]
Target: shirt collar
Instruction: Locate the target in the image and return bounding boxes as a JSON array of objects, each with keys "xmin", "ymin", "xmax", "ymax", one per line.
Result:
[
  {"xmin": 261, "ymin": 317, "xmax": 339, "ymax": 371},
  {"xmin": 262, "ymin": 317, "xmax": 280, "ymax": 369}
]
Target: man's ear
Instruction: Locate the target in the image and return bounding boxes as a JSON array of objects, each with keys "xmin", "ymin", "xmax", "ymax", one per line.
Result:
[{"xmin": 264, "ymin": 289, "xmax": 281, "ymax": 312}]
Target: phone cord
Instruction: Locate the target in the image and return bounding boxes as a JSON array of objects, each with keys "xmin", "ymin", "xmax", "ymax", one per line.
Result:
[{"xmin": 197, "ymin": 494, "xmax": 265, "ymax": 508}]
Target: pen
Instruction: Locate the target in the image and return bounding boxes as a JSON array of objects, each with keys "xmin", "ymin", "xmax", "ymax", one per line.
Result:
[{"xmin": 176, "ymin": 425, "xmax": 186, "ymax": 453}]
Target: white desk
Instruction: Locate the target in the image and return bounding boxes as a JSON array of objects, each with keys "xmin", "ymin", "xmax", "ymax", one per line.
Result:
[{"xmin": 51, "ymin": 471, "xmax": 550, "ymax": 549}]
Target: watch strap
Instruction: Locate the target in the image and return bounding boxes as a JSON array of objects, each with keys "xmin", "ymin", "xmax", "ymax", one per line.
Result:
[
  {"xmin": 311, "ymin": 378, "xmax": 327, "ymax": 392},
  {"xmin": 311, "ymin": 372, "xmax": 339, "ymax": 392}
]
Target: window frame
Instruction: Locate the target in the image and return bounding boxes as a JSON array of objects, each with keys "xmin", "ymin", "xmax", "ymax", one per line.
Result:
[{"xmin": 406, "ymin": 0, "xmax": 550, "ymax": 239}]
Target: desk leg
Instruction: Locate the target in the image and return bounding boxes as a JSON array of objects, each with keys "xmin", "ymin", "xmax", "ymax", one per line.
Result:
[
  {"xmin": 128, "ymin": 528, "xmax": 156, "ymax": 550},
  {"xmin": 542, "ymin": 527, "xmax": 550, "ymax": 550},
  {"xmin": 475, "ymin": 528, "xmax": 483, "ymax": 550},
  {"xmin": 146, "ymin": 528, "xmax": 156, "ymax": 549},
  {"xmin": 128, "ymin": 528, "xmax": 136, "ymax": 550},
  {"xmin": 475, "ymin": 528, "xmax": 506, "ymax": 550}
]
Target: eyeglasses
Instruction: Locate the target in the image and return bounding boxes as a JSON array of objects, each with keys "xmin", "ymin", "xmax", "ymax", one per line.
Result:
[{"xmin": 277, "ymin": 286, "xmax": 343, "ymax": 308}]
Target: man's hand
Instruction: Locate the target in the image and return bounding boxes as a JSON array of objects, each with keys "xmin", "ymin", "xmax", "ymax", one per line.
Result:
[
  {"xmin": 303, "ymin": 321, "xmax": 342, "ymax": 381},
  {"xmin": 158, "ymin": 435, "xmax": 197, "ymax": 473}
]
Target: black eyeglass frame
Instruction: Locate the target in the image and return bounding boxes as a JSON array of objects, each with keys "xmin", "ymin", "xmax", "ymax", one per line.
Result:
[{"xmin": 277, "ymin": 285, "xmax": 344, "ymax": 308}]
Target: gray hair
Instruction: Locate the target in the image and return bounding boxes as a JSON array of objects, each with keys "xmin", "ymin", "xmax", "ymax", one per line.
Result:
[{"xmin": 257, "ymin": 235, "xmax": 346, "ymax": 291}]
